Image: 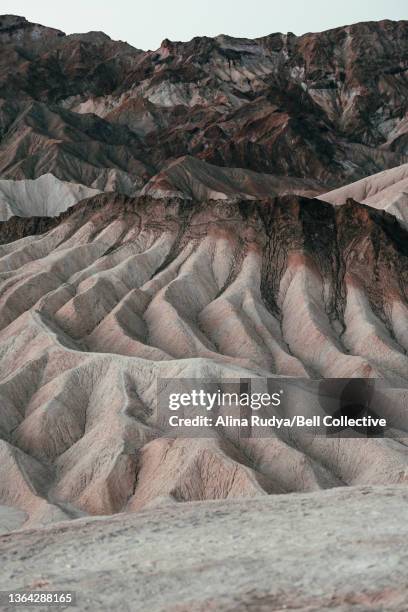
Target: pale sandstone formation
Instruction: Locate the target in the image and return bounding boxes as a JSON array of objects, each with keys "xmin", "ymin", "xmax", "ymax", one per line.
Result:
[
  {"xmin": 0, "ymin": 193, "xmax": 407, "ymax": 530},
  {"xmin": 320, "ymin": 162, "xmax": 408, "ymax": 226},
  {"xmin": 0, "ymin": 174, "xmax": 100, "ymax": 220}
]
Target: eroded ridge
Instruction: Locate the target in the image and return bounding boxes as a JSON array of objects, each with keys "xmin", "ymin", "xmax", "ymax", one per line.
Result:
[{"xmin": 0, "ymin": 193, "xmax": 407, "ymax": 528}]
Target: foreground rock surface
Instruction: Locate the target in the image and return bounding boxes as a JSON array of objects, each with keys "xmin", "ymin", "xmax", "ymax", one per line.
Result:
[{"xmin": 0, "ymin": 485, "xmax": 407, "ymax": 611}]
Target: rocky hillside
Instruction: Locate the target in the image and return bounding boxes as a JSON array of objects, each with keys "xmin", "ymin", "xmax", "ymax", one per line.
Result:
[{"xmin": 1, "ymin": 15, "xmax": 408, "ymax": 196}]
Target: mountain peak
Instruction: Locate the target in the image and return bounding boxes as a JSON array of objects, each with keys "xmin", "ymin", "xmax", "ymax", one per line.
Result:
[{"xmin": 0, "ymin": 13, "xmax": 65, "ymax": 44}]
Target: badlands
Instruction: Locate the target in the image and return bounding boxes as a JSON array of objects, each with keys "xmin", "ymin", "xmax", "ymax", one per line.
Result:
[{"xmin": 0, "ymin": 13, "xmax": 408, "ymax": 611}]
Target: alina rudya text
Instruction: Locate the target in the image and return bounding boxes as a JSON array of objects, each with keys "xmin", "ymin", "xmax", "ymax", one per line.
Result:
[{"xmin": 168, "ymin": 415, "xmax": 387, "ymax": 429}]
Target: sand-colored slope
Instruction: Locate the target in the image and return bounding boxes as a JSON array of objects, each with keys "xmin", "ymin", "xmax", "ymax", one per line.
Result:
[
  {"xmin": 0, "ymin": 174, "xmax": 100, "ymax": 221},
  {"xmin": 319, "ymin": 162, "xmax": 408, "ymax": 225}
]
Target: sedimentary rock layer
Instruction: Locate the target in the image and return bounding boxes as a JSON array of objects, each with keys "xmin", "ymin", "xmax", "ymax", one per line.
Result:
[{"xmin": 0, "ymin": 193, "xmax": 407, "ymax": 529}]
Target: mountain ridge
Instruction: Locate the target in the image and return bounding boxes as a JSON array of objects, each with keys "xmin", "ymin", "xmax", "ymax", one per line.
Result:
[{"xmin": 1, "ymin": 15, "xmax": 408, "ymax": 194}]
